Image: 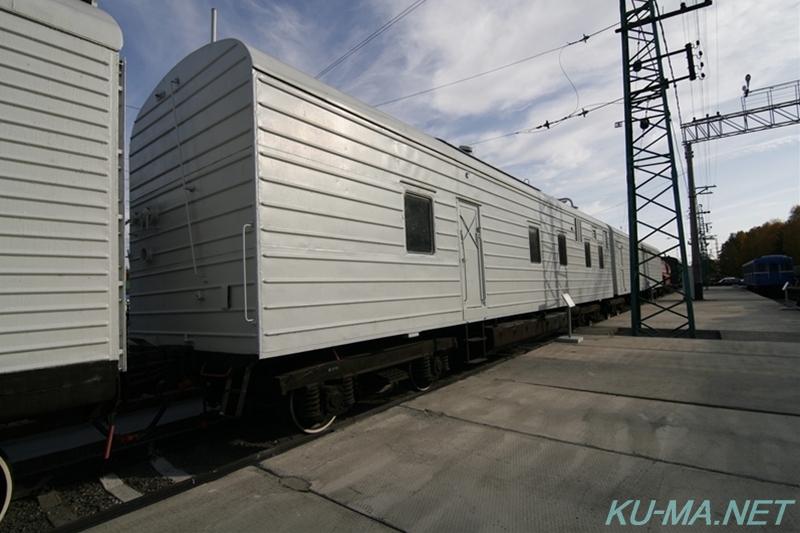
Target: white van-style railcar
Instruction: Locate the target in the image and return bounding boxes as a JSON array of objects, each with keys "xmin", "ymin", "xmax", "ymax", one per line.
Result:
[
  {"xmin": 0, "ymin": 3, "xmax": 665, "ymax": 522},
  {"xmin": 0, "ymin": 0, "xmax": 125, "ymax": 420},
  {"xmin": 128, "ymin": 39, "xmax": 647, "ymax": 431},
  {"xmin": 0, "ymin": 0, "xmax": 125, "ymax": 520}
]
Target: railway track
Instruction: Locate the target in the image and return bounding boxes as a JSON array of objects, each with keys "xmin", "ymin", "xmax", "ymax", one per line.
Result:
[{"xmin": 0, "ymin": 339, "xmax": 545, "ymax": 533}]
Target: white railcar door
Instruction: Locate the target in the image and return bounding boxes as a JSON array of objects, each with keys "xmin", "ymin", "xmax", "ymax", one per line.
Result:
[
  {"xmin": 457, "ymin": 201, "xmax": 486, "ymax": 319},
  {"xmin": 618, "ymin": 245, "xmax": 627, "ymax": 293}
]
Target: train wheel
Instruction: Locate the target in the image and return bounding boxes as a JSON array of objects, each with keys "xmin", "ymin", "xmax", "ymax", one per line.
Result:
[
  {"xmin": 409, "ymin": 356, "xmax": 442, "ymax": 392},
  {"xmin": 288, "ymin": 385, "xmax": 336, "ymax": 434},
  {"xmin": 0, "ymin": 451, "xmax": 11, "ymax": 524}
]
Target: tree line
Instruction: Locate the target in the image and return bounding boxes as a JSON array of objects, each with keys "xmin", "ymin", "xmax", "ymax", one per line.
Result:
[{"xmin": 718, "ymin": 205, "xmax": 800, "ymax": 276}]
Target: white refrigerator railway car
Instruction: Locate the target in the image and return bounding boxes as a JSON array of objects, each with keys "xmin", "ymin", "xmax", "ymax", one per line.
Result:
[
  {"xmin": 0, "ymin": 0, "xmax": 125, "ymax": 424},
  {"xmin": 129, "ymin": 39, "xmax": 627, "ymax": 360}
]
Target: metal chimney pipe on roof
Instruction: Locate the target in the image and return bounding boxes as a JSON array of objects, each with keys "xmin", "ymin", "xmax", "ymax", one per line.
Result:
[{"xmin": 211, "ymin": 8, "xmax": 217, "ymax": 43}]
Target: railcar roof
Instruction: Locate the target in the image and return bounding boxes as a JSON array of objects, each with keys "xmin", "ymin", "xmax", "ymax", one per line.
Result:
[
  {"xmin": 134, "ymin": 38, "xmax": 620, "ymax": 236},
  {"xmin": 241, "ymin": 39, "xmax": 543, "ymax": 193},
  {"xmin": 135, "ymin": 39, "xmax": 536, "ymax": 189},
  {"xmin": 0, "ymin": 0, "xmax": 122, "ymax": 49}
]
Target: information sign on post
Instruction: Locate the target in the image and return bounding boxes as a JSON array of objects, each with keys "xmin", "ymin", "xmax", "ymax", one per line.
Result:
[
  {"xmin": 781, "ymin": 282, "xmax": 796, "ymax": 311},
  {"xmin": 556, "ymin": 293, "xmax": 583, "ymax": 344}
]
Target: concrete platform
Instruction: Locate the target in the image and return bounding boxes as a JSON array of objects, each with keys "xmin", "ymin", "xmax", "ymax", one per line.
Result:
[
  {"xmin": 600, "ymin": 285, "xmax": 799, "ymax": 340},
  {"xmin": 87, "ymin": 288, "xmax": 799, "ymax": 532}
]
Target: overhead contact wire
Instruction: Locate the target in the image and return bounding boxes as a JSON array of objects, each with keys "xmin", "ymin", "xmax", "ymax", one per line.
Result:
[
  {"xmin": 374, "ymin": 21, "xmax": 618, "ymax": 108},
  {"xmin": 654, "ymin": 1, "xmax": 688, "ymax": 189},
  {"xmin": 470, "ymin": 97, "xmax": 625, "ymax": 146},
  {"xmin": 315, "ymin": 0, "xmax": 428, "ymax": 79},
  {"xmin": 558, "ymin": 45, "xmax": 580, "ymax": 119}
]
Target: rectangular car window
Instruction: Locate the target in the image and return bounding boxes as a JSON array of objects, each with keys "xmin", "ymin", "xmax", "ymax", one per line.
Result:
[
  {"xmin": 558, "ymin": 234, "xmax": 568, "ymax": 266},
  {"xmin": 529, "ymin": 226, "xmax": 542, "ymax": 263},
  {"xmin": 404, "ymin": 193, "xmax": 434, "ymax": 254}
]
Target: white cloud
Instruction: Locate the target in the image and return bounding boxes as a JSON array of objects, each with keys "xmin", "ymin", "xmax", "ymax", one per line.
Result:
[
  {"xmin": 223, "ymin": 0, "xmax": 327, "ymax": 75},
  {"xmin": 102, "ymin": 0, "xmax": 799, "ymax": 248},
  {"xmin": 370, "ymin": 0, "xmax": 620, "ymax": 119},
  {"xmin": 717, "ymin": 133, "xmax": 799, "ymax": 158}
]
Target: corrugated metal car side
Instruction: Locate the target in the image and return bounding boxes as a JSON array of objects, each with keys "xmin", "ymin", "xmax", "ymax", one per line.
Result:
[
  {"xmin": 251, "ymin": 57, "xmax": 617, "ymax": 357},
  {"xmin": 128, "ymin": 41, "xmax": 260, "ymax": 355},
  {"xmin": 130, "ymin": 39, "xmax": 640, "ymax": 359},
  {"xmin": 0, "ymin": 7, "xmax": 121, "ymax": 373},
  {"xmin": 609, "ymin": 226, "xmax": 631, "ymax": 296},
  {"xmin": 254, "ymin": 74, "xmax": 463, "ymax": 356},
  {"xmin": 641, "ymin": 243, "xmax": 662, "ymax": 290}
]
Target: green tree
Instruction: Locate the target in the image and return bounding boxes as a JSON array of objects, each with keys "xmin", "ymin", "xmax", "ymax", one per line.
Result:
[
  {"xmin": 716, "ymin": 206, "xmax": 799, "ymax": 276},
  {"xmin": 719, "ymin": 231, "xmax": 745, "ymax": 276},
  {"xmin": 780, "ymin": 205, "xmax": 800, "ymax": 263}
]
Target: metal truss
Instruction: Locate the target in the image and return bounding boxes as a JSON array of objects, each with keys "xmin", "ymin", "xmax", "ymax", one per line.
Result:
[
  {"xmin": 681, "ymin": 79, "xmax": 799, "ymax": 298},
  {"xmin": 683, "ymin": 80, "xmax": 800, "ymax": 142},
  {"xmin": 619, "ymin": 0, "xmax": 703, "ymax": 337}
]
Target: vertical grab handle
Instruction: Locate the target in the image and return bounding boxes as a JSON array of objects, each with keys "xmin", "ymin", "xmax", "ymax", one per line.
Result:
[{"xmin": 242, "ymin": 223, "xmax": 254, "ymax": 323}]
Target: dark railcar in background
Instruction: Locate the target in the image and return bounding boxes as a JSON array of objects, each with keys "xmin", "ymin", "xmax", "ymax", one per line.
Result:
[{"xmin": 742, "ymin": 255, "xmax": 794, "ymax": 288}]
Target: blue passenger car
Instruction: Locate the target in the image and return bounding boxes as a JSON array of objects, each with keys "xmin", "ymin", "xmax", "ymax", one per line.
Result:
[{"xmin": 742, "ymin": 255, "xmax": 794, "ymax": 288}]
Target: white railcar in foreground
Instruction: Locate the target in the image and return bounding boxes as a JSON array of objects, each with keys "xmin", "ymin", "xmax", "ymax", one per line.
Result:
[
  {"xmin": 128, "ymin": 38, "xmax": 657, "ymax": 431},
  {"xmin": 130, "ymin": 38, "xmax": 627, "ymax": 354},
  {"xmin": 0, "ymin": 3, "xmax": 668, "ymax": 522},
  {"xmin": 0, "ymin": 0, "xmax": 125, "ymax": 521}
]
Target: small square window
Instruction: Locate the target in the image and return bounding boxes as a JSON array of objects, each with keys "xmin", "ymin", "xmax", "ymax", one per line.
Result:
[
  {"xmin": 528, "ymin": 226, "xmax": 541, "ymax": 263},
  {"xmin": 558, "ymin": 234, "xmax": 568, "ymax": 266},
  {"xmin": 584, "ymin": 242, "xmax": 592, "ymax": 268},
  {"xmin": 404, "ymin": 194, "xmax": 434, "ymax": 254}
]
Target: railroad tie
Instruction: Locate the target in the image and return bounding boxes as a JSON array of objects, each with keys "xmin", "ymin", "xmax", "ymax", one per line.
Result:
[
  {"xmin": 150, "ymin": 456, "xmax": 192, "ymax": 483},
  {"xmin": 99, "ymin": 473, "xmax": 142, "ymax": 503},
  {"xmin": 37, "ymin": 490, "xmax": 77, "ymax": 527}
]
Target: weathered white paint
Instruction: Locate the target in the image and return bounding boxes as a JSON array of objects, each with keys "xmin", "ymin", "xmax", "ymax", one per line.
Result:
[
  {"xmin": 129, "ymin": 39, "xmax": 630, "ymax": 359},
  {"xmin": 0, "ymin": 0, "xmax": 124, "ymax": 373}
]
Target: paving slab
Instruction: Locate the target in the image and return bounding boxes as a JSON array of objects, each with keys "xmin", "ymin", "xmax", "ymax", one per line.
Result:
[
  {"xmin": 84, "ymin": 466, "xmax": 396, "ymax": 533},
  {"xmin": 563, "ymin": 333, "xmax": 799, "ymax": 357},
  {"xmin": 406, "ymin": 360, "xmax": 799, "ymax": 485},
  {"xmin": 598, "ymin": 285, "xmax": 799, "ymax": 335},
  {"xmin": 85, "ymin": 286, "xmax": 799, "ymax": 532},
  {"xmin": 487, "ymin": 337, "xmax": 800, "ymax": 415},
  {"xmin": 263, "ymin": 407, "xmax": 798, "ymax": 532}
]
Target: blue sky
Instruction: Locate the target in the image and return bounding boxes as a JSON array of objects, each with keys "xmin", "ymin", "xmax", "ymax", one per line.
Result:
[{"xmin": 101, "ymin": 0, "xmax": 800, "ymax": 257}]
